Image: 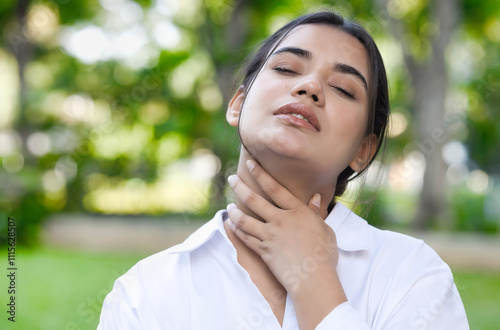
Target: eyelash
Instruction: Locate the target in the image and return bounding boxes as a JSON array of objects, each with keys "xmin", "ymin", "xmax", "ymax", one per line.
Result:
[
  {"xmin": 273, "ymin": 66, "xmax": 356, "ymax": 100},
  {"xmin": 273, "ymin": 66, "xmax": 297, "ymax": 74},
  {"xmin": 331, "ymin": 86, "xmax": 355, "ymax": 99}
]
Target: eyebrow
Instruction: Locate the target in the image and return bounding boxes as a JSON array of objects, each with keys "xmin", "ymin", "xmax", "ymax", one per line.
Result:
[
  {"xmin": 271, "ymin": 46, "xmax": 368, "ymax": 92},
  {"xmin": 334, "ymin": 63, "xmax": 368, "ymax": 92},
  {"xmin": 272, "ymin": 47, "xmax": 312, "ymax": 59}
]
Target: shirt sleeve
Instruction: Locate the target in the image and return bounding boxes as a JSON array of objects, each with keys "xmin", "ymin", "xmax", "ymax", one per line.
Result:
[
  {"xmin": 97, "ymin": 261, "xmax": 168, "ymax": 330},
  {"xmin": 315, "ymin": 275, "xmax": 469, "ymax": 330},
  {"xmin": 316, "ymin": 241, "xmax": 469, "ymax": 330},
  {"xmin": 97, "ymin": 251, "xmax": 188, "ymax": 330},
  {"xmin": 315, "ymin": 302, "xmax": 370, "ymax": 330},
  {"xmin": 97, "ymin": 277, "xmax": 142, "ymax": 330}
]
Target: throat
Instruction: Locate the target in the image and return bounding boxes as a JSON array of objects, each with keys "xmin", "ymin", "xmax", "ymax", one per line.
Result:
[
  {"xmin": 238, "ymin": 147, "xmax": 334, "ymax": 216},
  {"xmin": 223, "ymin": 220, "xmax": 287, "ymax": 326}
]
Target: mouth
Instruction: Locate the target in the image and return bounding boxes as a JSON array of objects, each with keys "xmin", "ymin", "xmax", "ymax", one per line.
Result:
[{"xmin": 273, "ymin": 103, "xmax": 321, "ymax": 132}]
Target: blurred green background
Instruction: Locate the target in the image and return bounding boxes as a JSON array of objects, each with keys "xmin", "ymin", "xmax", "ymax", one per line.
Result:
[{"xmin": 0, "ymin": 0, "xmax": 499, "ymax": 329}]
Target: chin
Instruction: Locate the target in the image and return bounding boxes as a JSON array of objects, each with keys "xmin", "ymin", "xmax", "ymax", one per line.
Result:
[
  {"xmin": 240, "ymin": 121, "xmax": 318, "ymax": 158},
  {"xmin": 251, "ymin": 137, "xmax": 314, "ymax": 163}
]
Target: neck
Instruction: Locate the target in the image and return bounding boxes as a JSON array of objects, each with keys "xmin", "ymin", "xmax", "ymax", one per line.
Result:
[{"xmin": 235, "ymin": 147, "xmax": 336, "ymax": 221}]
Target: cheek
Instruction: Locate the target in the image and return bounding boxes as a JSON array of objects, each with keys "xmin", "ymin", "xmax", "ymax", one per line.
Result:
[
  {"xmin": 239, "ymin": 74, "xmax": 287, "ymax": 127},
  {"xmin": 346, "ymin": 109, "xmax": 368, "ymax": 140},
  {"xmin": 321, "ymin": 106, "xmax": 369, "ymax": 161},
  {"xmin": 250, "ymin": 73, "xmax": 287, "ymax": 100},
  {"xmin": 328, "ymin": 100, "xmax": 368, "ymax": 140},
  {"xmin": 237, "ymin": 80, "xmax": 274, "ymax": 146}
]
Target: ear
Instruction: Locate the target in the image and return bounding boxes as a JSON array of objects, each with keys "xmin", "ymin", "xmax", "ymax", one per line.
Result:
[
  {"xmin": 226, "ymin": 86, "xmax": 245, "ymax": 127},
  {"xmin": 349, "ymin": 134, "xmax": 377, "ymax": 172}
]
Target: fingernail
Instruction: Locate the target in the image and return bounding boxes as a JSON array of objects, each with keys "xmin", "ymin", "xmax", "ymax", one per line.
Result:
[
  {"xmin": 228, "ymin": 175, "xmax": 238, "ymax": 187},
  {"xmin": 311, "ymin": 193, "xmax": 321, "ymax": 209},
  {"xmin": 246, "ymin": 159, "xmax": 256, "ymax": 172},
  {"xmin": 227, "ymin": 203, "xmax": 235, "ymax": 211}
]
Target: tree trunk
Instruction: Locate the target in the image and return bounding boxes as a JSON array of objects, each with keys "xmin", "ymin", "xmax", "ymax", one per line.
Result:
[
  {"xmin": 375, "ymin": 0, "xmax": 460, "ymax": 230},
  {"xmin": 7, "ymin": 0, "xmax": 34, "ymax": 167},
  {"xmin": 207, "ymin": 0, "xmax": 250, "ymax": 210},
  {"xmin": 9, "ymin": 0, "xmax": 32, "ymax": 112},
  {"xmin": 413, "ymin": 0, "xmax": 460, "ymax": 230},
  {"xmin": 411, "ymin": 60, "xmax": 449, "ymax": 230}
]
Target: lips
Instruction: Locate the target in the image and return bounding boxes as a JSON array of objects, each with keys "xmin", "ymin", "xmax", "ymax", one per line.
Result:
[{"xmin": 273, "ymin": 102, "xmax": 321, "ymax": 132}]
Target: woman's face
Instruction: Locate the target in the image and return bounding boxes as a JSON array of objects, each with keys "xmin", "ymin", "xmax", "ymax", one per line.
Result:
[{"xmin": 228, "ymin": 24, "xmax": 374, "ymax": 179}]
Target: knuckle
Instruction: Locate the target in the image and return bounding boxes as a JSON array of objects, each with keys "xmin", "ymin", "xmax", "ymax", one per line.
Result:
[
  {"xmin": 242, "ymin": 192, "xmax": 257, "ymax": 206},
  {"xmin": 289, "ymin": 207, "xmax": 302, "ymax": 216},
  {"xmin": 274, "ymin": 219, "xmax": 284, "ymax": 229},
  {"xmin": 266, "ymin": 182, "xmax": 281, "ymax": 196},
  {"xmin": 240, "ymin": 231, "xmax": 250, "ymax": 243},
  {"xmin": 266, "ymin": 231, "xmax": 276, "ymax": 241},
  {"xmin": 235, "ymin": 215, "xmax": 245, "ymax": 227},
  {"xmin": 258, "ymin": 242, "xmax": 271, "ymax": 255}
]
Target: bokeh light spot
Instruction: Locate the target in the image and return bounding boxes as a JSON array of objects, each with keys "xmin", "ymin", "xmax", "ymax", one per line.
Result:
[
  {"xmin": 2, "ymin": 153, "xmax": 24, "ymax": 174},
  {"xmin": 153, "ymin": 21, "xmax": 181, "ymax": 49},
  {"xmin": 27, "ymin": 132, "xmax": 52, "ymax": 156},
  {"xmin": 442, "ymin": 141, "xmax": 468, "ymax": 166},
  {"xmin": 0, "ymin": 130, "xmax": 22, "ymax": 156},
  {"xmin": 467, "ymin": 170, "xmax": 489, "ymax": 194},
  {"xmin": 42, "ymin": 170, "xmax": 66, "ymax": 192},
  {"xmin": 388, "ymin": 112, "xmax": 408, "ymax": 137}
]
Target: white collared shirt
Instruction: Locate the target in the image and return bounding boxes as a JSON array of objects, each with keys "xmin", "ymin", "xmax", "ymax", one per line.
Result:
[{"xmin": 98, "ymin": 203, "xmax": 469, "ymax": 329}]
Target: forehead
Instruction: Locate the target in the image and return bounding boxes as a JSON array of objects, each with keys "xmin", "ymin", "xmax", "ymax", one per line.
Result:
[{"xmin": 275, "ymin": 24, "xmax": 369, "ymax": 79}]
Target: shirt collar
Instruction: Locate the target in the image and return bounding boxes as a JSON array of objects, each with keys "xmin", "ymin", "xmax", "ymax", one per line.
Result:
[
  {"xmin": 325, "ymin": 202, "xmax": 369, "ymax": 251},
  {"xmin": 168, "ymin": 202, "xmax": 368, "ymax": 254},
  {"xmin": 167, "ymin": 209, "xmax": 228, "ymax": 254}
]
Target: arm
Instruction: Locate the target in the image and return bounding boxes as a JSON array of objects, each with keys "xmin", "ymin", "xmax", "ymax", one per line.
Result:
[
  {"xmin": 288, "ymin": 268, "xmax": 350, "ymax": 330},
  {"xmin": 227, "ymin": 159, "xmax": 347, "ymax": 329}
]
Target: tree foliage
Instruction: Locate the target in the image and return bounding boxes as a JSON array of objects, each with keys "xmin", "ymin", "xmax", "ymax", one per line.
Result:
[{"xmin": 0, "ymin": 0, "xmax": 499, "ymax": 243}]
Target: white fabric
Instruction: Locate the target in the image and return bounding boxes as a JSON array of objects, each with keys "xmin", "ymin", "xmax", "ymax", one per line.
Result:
[{"xmin": 98, "ymin": 203, "xmax": 469, "ymax": 329}]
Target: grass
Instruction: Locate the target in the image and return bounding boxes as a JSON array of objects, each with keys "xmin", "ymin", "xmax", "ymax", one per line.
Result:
[
  {"xmin": 1, "ymin": 246, "xmax": 148, "ymax": 330},
  {"xmin": 0, "ymin": 246, "xmax": 499, "ymax": 329},
  {"xmin": 454, "ymin": 270, "xmax": 500, "ymax": 330}
]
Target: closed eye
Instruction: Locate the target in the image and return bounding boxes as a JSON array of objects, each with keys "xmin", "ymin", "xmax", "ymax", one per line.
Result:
[
  {"xmin": 273, "ymin": 66, "xmax": 298, "ymax": 75},
  {"xmin": 332, "ymin": 86, "xmax": 356, "ymax": 100}
]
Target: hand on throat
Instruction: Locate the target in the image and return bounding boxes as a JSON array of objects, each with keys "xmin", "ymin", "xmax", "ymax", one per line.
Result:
[{"xmin": 234, "ymin": 147, "xmax": 335, "ymax": 222}]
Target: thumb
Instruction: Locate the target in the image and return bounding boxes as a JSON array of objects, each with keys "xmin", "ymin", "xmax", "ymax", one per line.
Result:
[{"xmin": 308, "ymin": 193, "xmax": 322, "ymax": 214}]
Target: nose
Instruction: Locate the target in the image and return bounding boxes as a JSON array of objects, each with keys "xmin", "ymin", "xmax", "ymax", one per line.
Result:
[{"xmin": 291, "ymin": 78, "xmax": 325, "ymax": 106}]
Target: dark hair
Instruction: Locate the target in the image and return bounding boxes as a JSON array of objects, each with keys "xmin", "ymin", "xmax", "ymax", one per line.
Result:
[{"xmin": 239, "ymin": 11, "xmax": 390, "ymax": 209}]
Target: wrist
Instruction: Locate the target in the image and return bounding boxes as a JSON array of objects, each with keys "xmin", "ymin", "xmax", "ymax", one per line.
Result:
[
  {"xmin": 288, "ymin": 266, "xmax": 347, "ymax": 306},
  {"xmin": 287, "ymin": 267, "xmax": 347, "ymax": 329}
]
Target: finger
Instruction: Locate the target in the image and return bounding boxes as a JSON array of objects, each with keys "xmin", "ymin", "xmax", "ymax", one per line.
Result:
[
  {"xmin": 246, "ymin": 159, "xmax": 301, "ymax": 210},
  {"xmin": 307, "ymin": 193, "xmax": 322, "ymax": 215},
  {"xmin": 227, "ymin": 216, "xmax": 264, "ymax": 254},
  {"xmin": 228, "ymin": 175, "xmax": 277, "ymax": 220},
  {"xmin": 226, "ymin": 203, "xmax": 267, "ymax": 241}
]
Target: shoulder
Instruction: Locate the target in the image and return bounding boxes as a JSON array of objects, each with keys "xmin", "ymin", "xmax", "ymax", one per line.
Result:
[
  {"xmin": 332, "ymin": 203, "xmax": 447, "ymax": 271},
  {"xmin": 332, "ymin": 203, "xmax": 454, "ymax": 290},
  {"xmin": 360, "ymin": 223, "xmax": 460, "ymax": 313},
  {"xmin": 99, "ymin": 227, "xmax": 210, "ymax": 328},
  {"xmin": 105, "ymin": 247, "xmax": 190, "ymax": 312},
  {"xmin": 108, "ymin": 210, "xmax": 226, "ymax": 301},
  {"xmin": 367, "ymin": 225, "xmax": 448, "ymax": 273},
  {"xmin": 120, "ymin": 248, "xmax": 189, "ymax": 286},
  {"xmin": 333, "ymin": 208, "xmax": 469, "ymax": 328},
  {"xmin": 99, "ymin": 247, "xmax": 197, "ymax": 329},
  {"xmin": 364, "ymin": 228, "xmax": 468, "ymax": 328}
]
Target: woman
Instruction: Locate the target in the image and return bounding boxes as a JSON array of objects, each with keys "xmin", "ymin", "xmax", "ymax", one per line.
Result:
[{"xmin": 98, "ymin": 11, "xmax": 468, "ymax": 329}]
